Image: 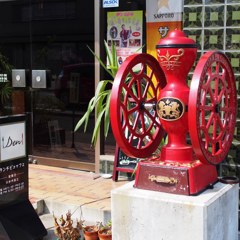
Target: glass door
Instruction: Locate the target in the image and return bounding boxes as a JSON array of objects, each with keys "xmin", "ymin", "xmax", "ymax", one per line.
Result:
[{"xmin": 0, "ymin": 0, "xmax": 95, "ymax": 171}]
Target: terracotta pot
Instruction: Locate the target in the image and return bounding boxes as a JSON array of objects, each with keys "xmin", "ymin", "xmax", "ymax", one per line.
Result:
[
  {"xmin": 98, "ymin": 229, "xmax": 112, "ymax": 240},
  {"xmin": 83, "ymin": 226, "xmax": 99, "ymax": 240}
]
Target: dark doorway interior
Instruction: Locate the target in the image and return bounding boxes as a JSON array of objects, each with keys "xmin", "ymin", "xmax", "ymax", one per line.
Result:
[{"xmin": 0, "ymin": 0, "xmax": 97, "ymax": 169}]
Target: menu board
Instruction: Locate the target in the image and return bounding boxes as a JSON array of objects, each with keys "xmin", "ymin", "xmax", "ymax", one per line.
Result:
[
  {"xmin": 0, "ymin": 158, "xmax": 28, "ymax": 205},
  {"xmin": 0, "ymin": 116, "xmax": 28, "ymax": 205},
  {"xmin": 112, "ymin": 145, "xmax": 141, "ymax": 181},
  {"xmin": 0, "ymin": 115, "xmax": 47, "ymax": 239}
]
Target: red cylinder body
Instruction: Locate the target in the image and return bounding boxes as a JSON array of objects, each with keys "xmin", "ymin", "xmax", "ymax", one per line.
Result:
[{"xmin": 156, "ymin": 30, "xmax": 197, "ymax": 163}]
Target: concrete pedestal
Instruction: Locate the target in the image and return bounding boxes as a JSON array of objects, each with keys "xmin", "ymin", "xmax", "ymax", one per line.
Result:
[{"xmin": 111, "ymin": 181, "xmax": 239, "ymax": 240}]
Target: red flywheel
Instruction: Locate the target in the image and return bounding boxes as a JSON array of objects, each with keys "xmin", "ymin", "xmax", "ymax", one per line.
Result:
[
  {"xmin": 189, "ymin": 51, "xmax": 237, "ymax": 165},
  {"xmin": 110, "ymin": 53, "xmax": 167, "ymax": 158}
]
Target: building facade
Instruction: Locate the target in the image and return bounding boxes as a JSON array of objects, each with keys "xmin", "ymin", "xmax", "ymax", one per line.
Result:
[{"xmin": 0, "ymin": 0, "xmax": 239, "ymax": 226}]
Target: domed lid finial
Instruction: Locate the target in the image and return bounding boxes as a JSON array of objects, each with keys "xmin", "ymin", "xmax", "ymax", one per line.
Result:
[{"xmin": 156, "ymin": 29, "xmax": 197, "ymax": 48}]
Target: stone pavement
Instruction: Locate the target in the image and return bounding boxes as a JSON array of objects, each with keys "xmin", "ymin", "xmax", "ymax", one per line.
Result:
[{"xmin": 29, "ymin": 163, "xmax": 128, "ymax": 239}]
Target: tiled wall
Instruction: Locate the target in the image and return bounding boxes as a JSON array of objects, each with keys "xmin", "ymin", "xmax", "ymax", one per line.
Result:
[{"xmin": 183, "ymin": 0, "xmax": 240, "ymax": 224}]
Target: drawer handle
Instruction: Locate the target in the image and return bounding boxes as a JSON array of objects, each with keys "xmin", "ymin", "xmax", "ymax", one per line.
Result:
[{"xmin": 148, "ymin": 175, "xmax": 178, "ymax": 184}]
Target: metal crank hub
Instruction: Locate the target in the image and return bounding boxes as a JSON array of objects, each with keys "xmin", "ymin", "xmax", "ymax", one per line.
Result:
[
  {"xmin": 110, "ymin": 53, "xmax": 167, "ymax": 158},
  {"xmin": 189, "ymin": 51, "xmax": 237, "ymax": 165}
]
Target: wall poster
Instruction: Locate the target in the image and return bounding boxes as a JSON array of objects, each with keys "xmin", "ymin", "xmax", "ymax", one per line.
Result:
[
  {"xmin": 146, "ymin": 0, "xmax": 183, "ymax": 57},
  {"xmin": 107, "ymin": 11, "xmax": 143, "ymax": 181},
  {"xmin": 107, "ymin": 10, "xmax": 143, "ymax": 65}
]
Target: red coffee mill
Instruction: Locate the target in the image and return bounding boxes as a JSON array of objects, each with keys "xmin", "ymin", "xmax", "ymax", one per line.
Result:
[{"xmin": 110, "ymin": 30, "xmax": 237, "ymax": 195}]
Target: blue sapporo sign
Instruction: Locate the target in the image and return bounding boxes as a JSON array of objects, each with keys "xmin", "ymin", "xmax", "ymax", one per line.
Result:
[{"xmin": 103, "ymin": 0, "xmax": 119, "ymax": 8}]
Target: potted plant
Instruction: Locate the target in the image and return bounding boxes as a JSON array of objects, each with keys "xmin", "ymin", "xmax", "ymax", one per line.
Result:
[
  {"xmin": 98, "ymin": 221, "xmax": 112, "ymax": 240},
  {"xmin": 74, "ymin": 41, "xmax": 143, "ymax": 146},
  {"xmin": 0, "ymin": 52, "xmax": 13, "ymax": 115},
  {"xmin": 74, "ymin": 41, "xmax": 117, "ymax": 147},
  {"xmin": 82, "ymin": 222, "xmax": 101, "ymax": 240},
  {"xmin": 53, "ymin": 211, "xmax": 83, "ymax": 240}
]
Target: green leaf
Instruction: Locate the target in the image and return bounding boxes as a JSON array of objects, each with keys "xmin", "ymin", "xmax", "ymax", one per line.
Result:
[
  {"xmin": 91, "ymin": 110, "xmax": 105, "ymax": 146},
  {"xmin": 83, "ymin": 94, "xmax": 104, "ymax": 132},
  {"xmin": 104, "ymin": 40, "xmax": 118, "ymax": 77},
  {"xmin": 95, "ymin": 92, "xmax": 108, "ymax": 116},
  {"xmin": 135, "ymin": 44, "xmax": 145, "ymax": 53},
  {"xmin": 104, "ymin": 93, "xmax": 111, "ymax": 138},
  {"xmin": 74, "ymin": 80, "xmax": 112, "ymax": 133},
  {"xmin": 110, "ymin": 42, "xmax": 118, "ymax": 77},
  {"xmin": 83, "ymin": 100, "xmax": 95, "ymax": 132},
  {"xmin": 104, "ymin": 40, "xmax": 113, "ymax": 68},
  {"xmin": 74, "ymin": 96, "xmax": 95, "ymax": 132},
  {"xmin": 92, "ymin": 81, "xmax": 108, "ymax": 108},
  {"xmin": 74, "ymin": 111, "xmax": 89, "ymax": 132},
  {"xmin": 87, "ymin": 45, "xmax": 114, "ymax": 78},
  {"xmin": 96, "ymin": 80, "xmax": 112, "ymax": 97},
  {"xmin": 0, "ymin": 82, "xmax": 12, "ymax": 103}
]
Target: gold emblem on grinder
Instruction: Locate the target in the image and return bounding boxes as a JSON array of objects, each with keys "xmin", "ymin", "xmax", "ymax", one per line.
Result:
[
  {"xmin": 157, "ymin": 97, "xmax": 185, "ymax": 121},
  {"xmin": 157, "ymin": 48, "xmax": 184, "ymax": 70}
]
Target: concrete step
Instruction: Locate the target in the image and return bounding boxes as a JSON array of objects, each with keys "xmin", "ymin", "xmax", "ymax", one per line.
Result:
[
  {"xmin": 33, "ymin": 198, "xmax": 111, "ymax": 240},
  {"xmin": 39, "ymin": 214, "xmax": 55, "ymax": 240}
]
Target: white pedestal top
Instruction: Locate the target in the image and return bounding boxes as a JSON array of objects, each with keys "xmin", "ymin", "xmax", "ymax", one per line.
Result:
[{"xmin": 111, "ymin": 181, "xmax": 239, "ymax": 240}]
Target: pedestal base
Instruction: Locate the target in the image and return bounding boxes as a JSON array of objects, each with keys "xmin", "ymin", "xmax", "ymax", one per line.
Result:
[
  {"xmin": 134, "ymin": 160, "xmax": 218, "ymax": 195},
  {"xmin": 111, "ymin": 181, "xmax": 239, "ymax": 240}
]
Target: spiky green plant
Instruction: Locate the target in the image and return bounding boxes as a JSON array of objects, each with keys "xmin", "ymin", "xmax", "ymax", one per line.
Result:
[
  {"xmin": 74, "ymin": 41, "xmax": 118, "ymax": 146},
  {"xmin": 75, "ymin": 41, "xmax": 145, "ymax": 147},
  {"xmin": 0, "ymin": 52, "xmax": 13, "ymax": 114},
  {"xmin": 0, "ymin": 82, "xmax": 12, "ymax": 104}
]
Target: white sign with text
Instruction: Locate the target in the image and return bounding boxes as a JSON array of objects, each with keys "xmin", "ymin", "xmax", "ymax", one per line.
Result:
[
  {"xmin": 0, "ymin": 122, "xmax": 26, "ymax": 161},
  {"xmin": 103, "ymin": 0, "xmax": 119, "ymax": 8}
]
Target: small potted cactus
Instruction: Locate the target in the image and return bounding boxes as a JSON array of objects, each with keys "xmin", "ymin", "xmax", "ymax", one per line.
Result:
[
  {"xmin": 98, "ymin": 221, "xmax": 112, "ymax": 240},
  {"xmin": 53, "ymin": 211, "xmax": 83, "ymax": 240},
  {"xmin": 82, "ymin": 222, "xmax": 101, "ymax": 240}
]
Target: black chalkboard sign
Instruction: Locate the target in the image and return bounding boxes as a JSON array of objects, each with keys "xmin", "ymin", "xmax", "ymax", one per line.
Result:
[
  {"xmin": 0, "ymin": 158, "xmax": 28, "ymax": 205},
  {"xmin": 112, "ymin": 144, "xmax": 141, "ymax": 181},
  {"xmin": 0, "ymin": 115, "xmax": 47, "ymax": 239}
]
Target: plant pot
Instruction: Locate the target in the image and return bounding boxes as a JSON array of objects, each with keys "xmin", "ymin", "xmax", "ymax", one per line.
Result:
[
  {"xmin": 98, "ymin": 229, "xmax": 112, "ymax": 240},
  {"xmin": 83, "ymin": 226, "xmax": 99, "ymax": 240}
]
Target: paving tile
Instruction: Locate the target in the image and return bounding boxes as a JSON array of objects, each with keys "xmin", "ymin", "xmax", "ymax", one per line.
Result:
[{"xmin": 29, "ymin": 163, "xmax": 129, "ymax": 214}]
